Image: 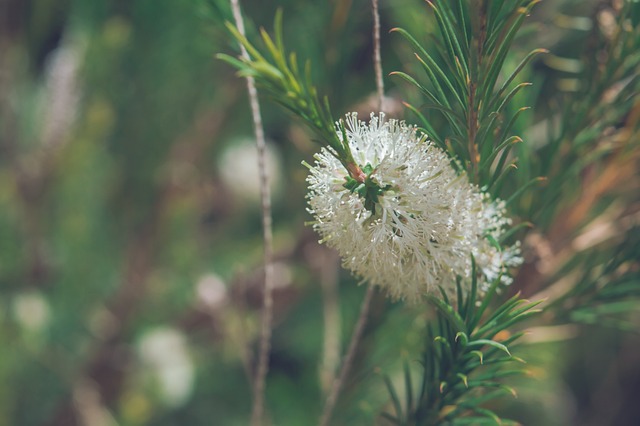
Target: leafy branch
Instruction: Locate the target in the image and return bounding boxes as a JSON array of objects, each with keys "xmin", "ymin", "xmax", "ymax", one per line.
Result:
[
  {"xmin": 391, "ymin": 0, "xmax": 544, "ymax": 191},
  {"xmin": 382, "ymin": 262, "xmax": 542, "ymax": 425}
]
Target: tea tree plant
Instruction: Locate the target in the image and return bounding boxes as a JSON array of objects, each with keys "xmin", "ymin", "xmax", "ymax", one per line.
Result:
[
  {"xmin": 1, "ymin": 0, "xmax": 638, "ymax": 425},
  {"xmin": 220, "ymin": 1, "xmax": 542, "ymax": 424}
]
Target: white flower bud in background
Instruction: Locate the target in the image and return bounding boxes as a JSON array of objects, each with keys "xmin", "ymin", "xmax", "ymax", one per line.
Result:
[
  {"xmin": 218, "ymin": 139, "xmax": 283, "ymax": 204},
  {"xmin": 195, "ymin": 273, "xmax": 227, "ymax": 312},
  {"xmin": 12, "ymin": 291, "xmax": 51, "ymax": 333},
  {"xmin": 40, "ymin": 38, "xmax": 83, "ymax": 148},
  {"xmin": 306, "ymin": 112, "xmax": 522, "ymax": 303},
  {"xmin": 137, "ymin": 327, "xmax": 194, "ymax": 408}
]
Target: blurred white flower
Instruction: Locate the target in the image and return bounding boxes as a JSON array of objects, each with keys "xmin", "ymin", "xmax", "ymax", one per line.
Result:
[
  {"xmin": 40, "ymin": 38, "xmax": 83, "ymax": 148},
  {"xmin": 195, "ymin": 273, "xmax": 227, "ymax": 311},
  {"xmin": 12, "ymin": 291, "xmax": 51, "ymax": 333},
  {"xmin": 138, "ymin": 327, "xmax": 194, "ymax": 407},
  {"xmin": 306, "ymin": 112, "xmax": 521, "ymax": 303},
  {"xmin": 218, "ymin": 139, "xmax": 283, "ymax": 203}
]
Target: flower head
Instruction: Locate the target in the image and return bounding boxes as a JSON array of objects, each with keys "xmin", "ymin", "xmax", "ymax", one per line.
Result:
[{"xmin": 306, "ymin": 112, "xmax": 521, "ymax": 303}]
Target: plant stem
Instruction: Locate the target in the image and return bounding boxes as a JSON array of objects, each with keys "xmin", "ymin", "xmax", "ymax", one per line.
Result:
[
  {"xmin": 319, "ymin": 249, "xmax": 341, "ymax": 394},
  {"xmin": 468, "ymin": 1, "xmax": 488, "ymax": 180},
  {"xmin": 319, "ymin": 285, "xmax": 375, "ymax": 426},
  {"xmin": 229, "ymin": 1, "xmax": 274, "ymax": 425},
  {"xmin": 372, "ymin": 0, "xmax": 384, "ymax": 112}
]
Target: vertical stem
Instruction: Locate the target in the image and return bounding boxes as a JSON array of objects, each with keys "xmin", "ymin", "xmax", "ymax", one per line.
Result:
[
  {"xmin": 229, "ymin": 1, "xmax": 274, "ymax": 425},
  {"xmin": 319, "ymin": 249, "xmax": 341, "ymax": 394},
  {"xmin": 319, "ymin": 286, "xmax": 375, "ymax": 426},
  {"xmin": 468, "ymin": 1, "xmax": 487, "ymax": 180},
  {"xmin": 468, "ymin": 80, "xmax": 478, "ymax": 176},
  {"xmin": 372, "ymin": 0, "xmax": 384, "ymax": 112}
]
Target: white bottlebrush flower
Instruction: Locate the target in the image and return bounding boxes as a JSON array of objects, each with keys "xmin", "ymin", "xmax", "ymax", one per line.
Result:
[{"xmin": 306, "ymin": 112, "xmax": 521, "ymax": 303}]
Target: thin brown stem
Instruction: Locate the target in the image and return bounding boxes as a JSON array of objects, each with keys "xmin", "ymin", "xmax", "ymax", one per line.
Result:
[
  {"xmin": 319, "ymin": 285, "xmax": 375, "ymax": 426},
  {"xmin": 372, "ymin": 0, "xmax": 384, "ymax": 113},
  {"xmin": 229, "ymin": 1, "xmax": 274, "ymax": 425},
  {"xmin": 319, "ymin": 249, "xmax": 341, "ymax": 394},
  {"xmin": 468, "ymin": 1, "xmax": 487, "ymax": 180},
  {"xmin": 468, "ymin": 82, "xmax": 479, "ymax": 176}
]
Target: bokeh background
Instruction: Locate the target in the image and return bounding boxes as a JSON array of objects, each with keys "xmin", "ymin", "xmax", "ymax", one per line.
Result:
[{"xmin": 1, "ymin": 0, "xmax": 639, "ymax": 425}]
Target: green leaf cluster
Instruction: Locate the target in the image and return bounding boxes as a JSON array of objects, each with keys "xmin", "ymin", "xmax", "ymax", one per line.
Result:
[
  {"xmin": 382, "ymin": 263, "xmax": 541, "ymax": 425},
  {"xmin": 513, "ymin": 2, "xmax": 640, "ymax": 333},
  {"xmin": 392, "ymin": 0, "xmax": 543, "ymax": 191}
]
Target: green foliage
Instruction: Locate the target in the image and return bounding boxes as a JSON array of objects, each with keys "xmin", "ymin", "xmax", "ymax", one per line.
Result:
[
  {"xmin": 382, "ymin": 263, "xmax": 541, "ymax": 425},
  {"xmin": 486, "ymin": 1, "xmax": 640, "ymax": 340},
  {"xmin": 392, "ymin": 0, "xmax": 544, "ymax": 192},
  {"xmin": 523, "ymin": 0, "xmax": 640, "ymax": 228},
  {"xmin": 2, "ymin": 0, "xmax": 640, "ymax": 425},
  {"xmin": 544, "ymin": 226, "xmax": 640, "ymax": 331}
]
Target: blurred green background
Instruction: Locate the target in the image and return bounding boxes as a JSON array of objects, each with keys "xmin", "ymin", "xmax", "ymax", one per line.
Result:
[{"xmin": 1, "ymin": 0, "xmax": 639, "ymax": 425}]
